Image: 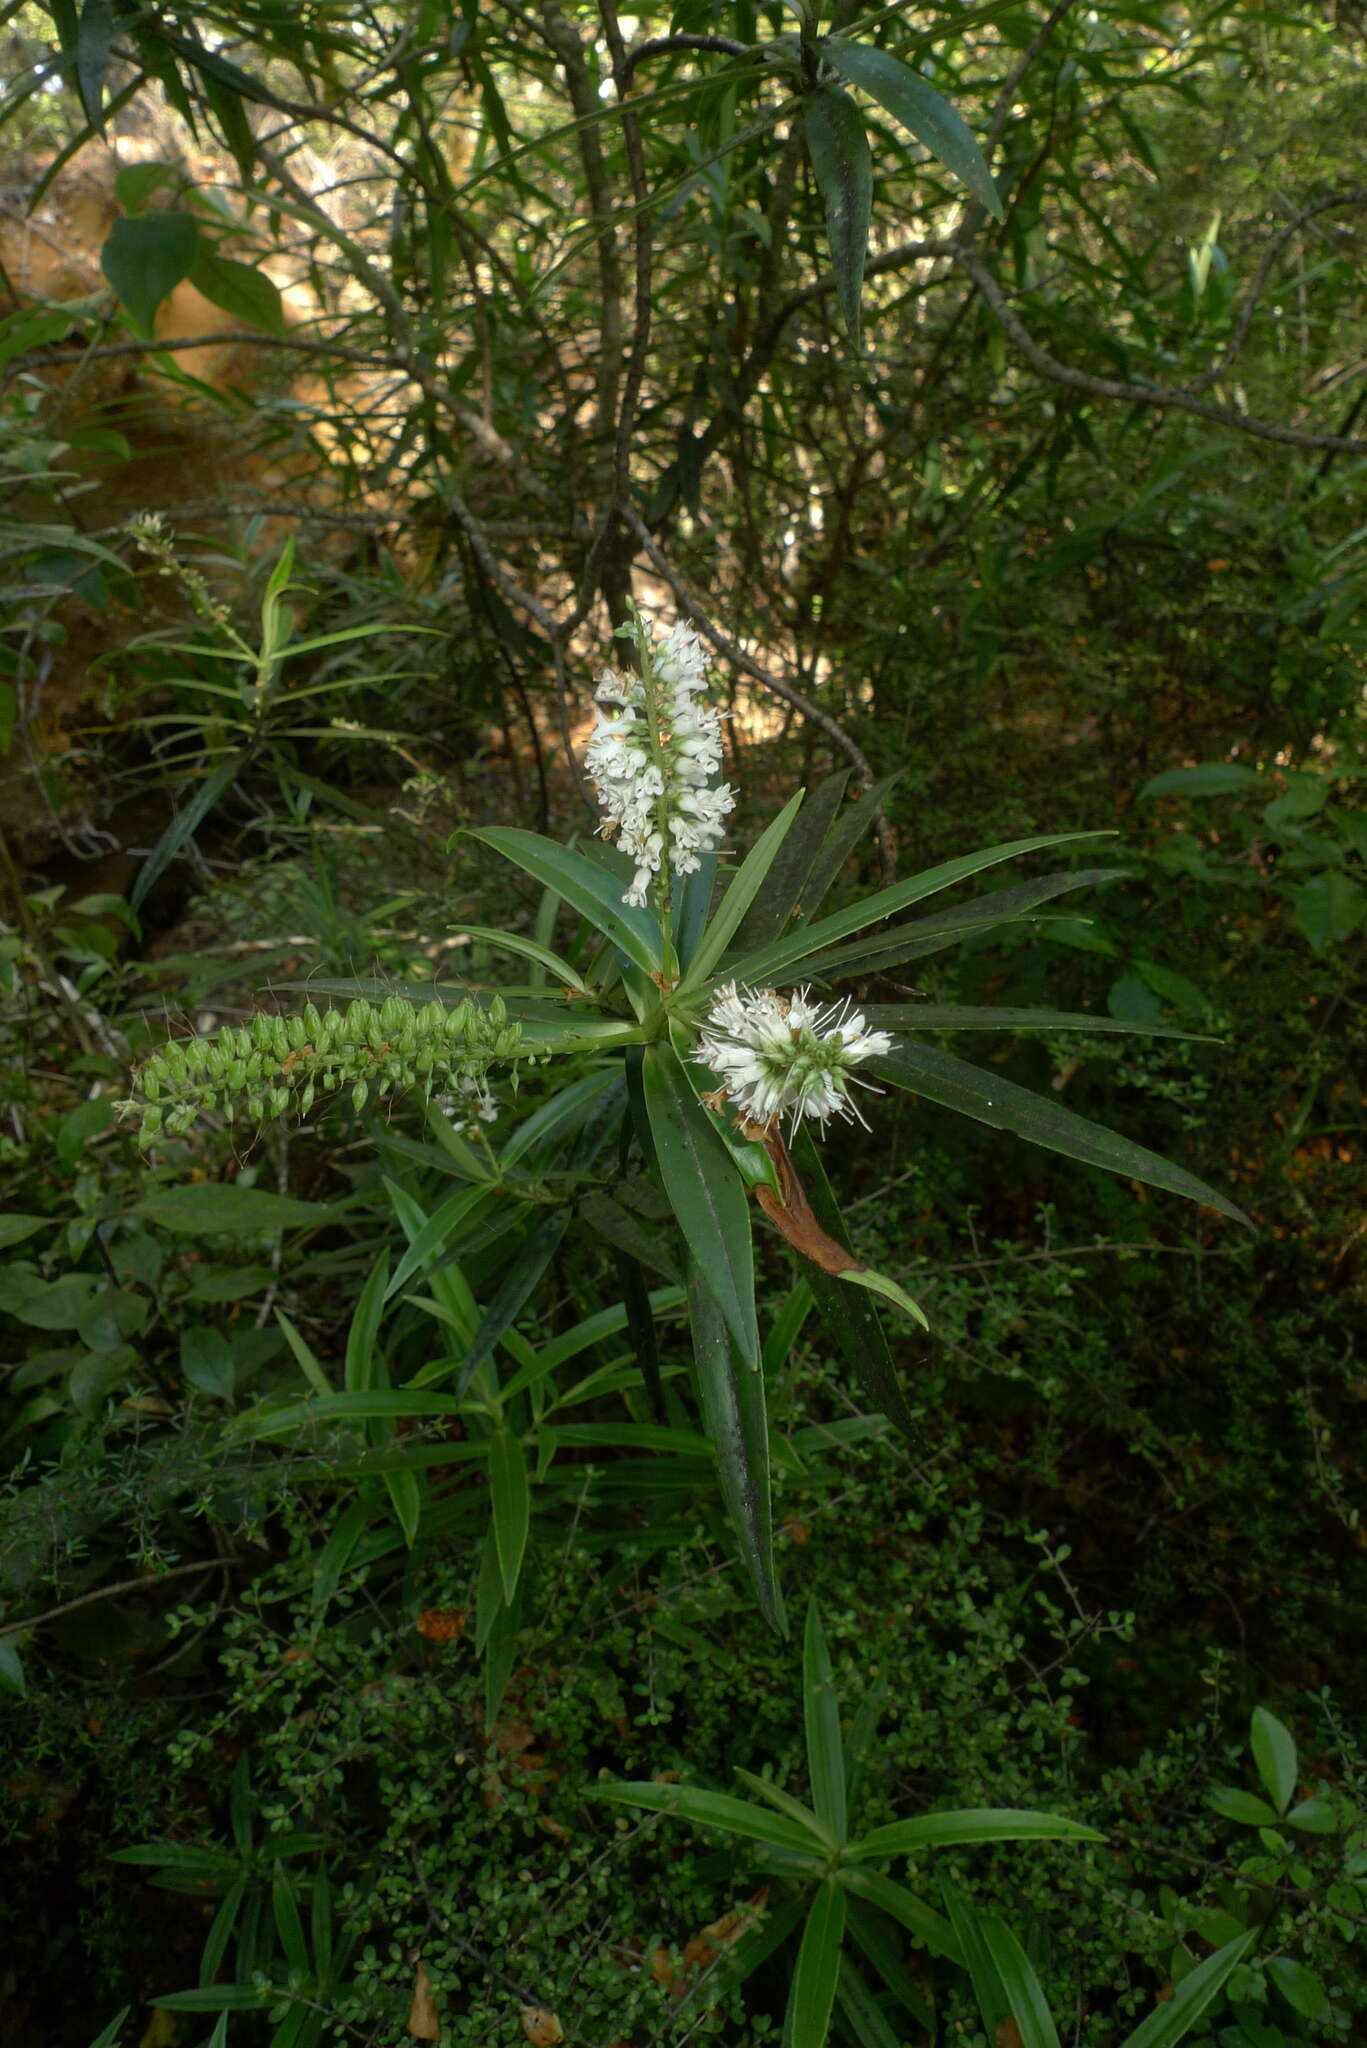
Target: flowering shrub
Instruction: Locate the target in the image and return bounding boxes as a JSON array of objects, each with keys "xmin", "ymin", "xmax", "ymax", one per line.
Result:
[{"xmin": 127, "ymin": 603, "xmax": 1244, "ymax": 1625}]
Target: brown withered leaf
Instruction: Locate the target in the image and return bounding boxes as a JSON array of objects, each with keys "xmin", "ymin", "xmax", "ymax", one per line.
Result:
[
  {"xmin": 415, "ymin": 1607, "xmax": 467, "ymax": 1642},
  {"xmin": 752, "ymin": 1129, "xmax": 863, "ymax": 1276},
  {"xmin": 996, "ymin": 2020, "xmax": 1024, "ymax": 2048},
  {"xmin": 406, "ymin": 1960, "xmax": 440, "ymax": 2040},
  {"xmin": 518, "ymin": 2006, "xmax": 565, "ymax": 2046}
]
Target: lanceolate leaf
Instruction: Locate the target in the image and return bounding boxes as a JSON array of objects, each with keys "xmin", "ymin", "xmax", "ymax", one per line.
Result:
[
  {"xmin": 804, "ymin": 85, "xmax": 872, "ymax": 346},
  {"xmin": 788, "ymin": 1127, "xmax": 921, "ymax": 1440},
  {"xmin": 874, "ymin": 1041, "xmax": 1251, "ymax": 1225},
  {"xmin": 1123, "ymin": 1931, "xmax": 1257, "ymax": 2047},
  {"xmin": 687, "ymin": 1253, "xmax": 784, "ymax": 1632},
  {"xmin": 803, "ymin": 1600, "xmax": 847, "ymax": 1841},
  {"xmin": 644, "ymin": 1043, "xmax": 759, "ymax": 1365},
  {"xmin": 468, "ymin": 827, "xmax": 662, "ymax": 975},
  {"xmin": 848, "ymin": 1808, "xmax": 1103, "ymax": 1860},
  {"xmin": 723, "ymin": 833, "xmax": 1109, "ymax": 986},
  {"xmin": 596, "ymin": 1780, "xmax": 820, "ymax": 1856},
  {"xmin": 796, "ymin": 867, "xmax": 1127, "ymax": 978},
  {"xmin": 681, "ymin": 789, "xmax": 805, "ymax": 989},
  {"xmin": 825, "ymin": 39, "xmax": 1002, "ymax": 219},
  {"xmin": 735, "ymin": 770, "xmax": 851, "ymax": 953},
  {"xmin": 488, "ymin": 1425, "xmax": 530, "ymax": 1604},
  {"xmin": 860, "ymin": 1003, "xmax": 1202, "ymax": 1039},
  {"xmin": 788, "ymin": 1881, "xmax": 847, "ymax": 2048}
]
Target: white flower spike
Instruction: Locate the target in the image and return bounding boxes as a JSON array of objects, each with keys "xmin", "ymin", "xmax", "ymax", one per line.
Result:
[
  {"xmin": 697, "ymin": 982, "xmax": 895, "ymax": 1133},
  {"xmin": 584, "ymin": 610, "xmax": 735, "ymax": 908}
]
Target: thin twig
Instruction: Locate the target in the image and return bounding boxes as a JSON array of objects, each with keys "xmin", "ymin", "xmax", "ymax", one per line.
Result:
[{"xmin": 0, "ymin": 1557, "xmax": 233, "ymax": 1639}]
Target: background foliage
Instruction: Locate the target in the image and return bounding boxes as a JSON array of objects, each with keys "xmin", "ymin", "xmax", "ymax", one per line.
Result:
[{"xmin": 0, "ymin": 0, "xmax": 1363, "ymax": 2042}]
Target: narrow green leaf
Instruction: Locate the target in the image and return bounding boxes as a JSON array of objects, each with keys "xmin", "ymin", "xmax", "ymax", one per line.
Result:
[
  {"xmin": 834, "ymin": 1960, "xmax": 903, "ymax": 2048},
  {"xmin": 136, "ymin": 1183, "xmax": 333, "ymax": 1236},
  {"xmin": 596, "ymin": 1781, "xmax": 821, "ymax": 1856},
  {"xmin": 311, "ymin": 1498, "xmax": 371, "ymax": 1618},
  {"xmin": 844, "ymin": 1899, "xmax": 935, "ymax": 2026},
  {"xmin": 130, "ymin": 755, "xmax": 241, "ymax": 912},
  {"xmin": 804, "ymin": 1599, "xmax": 847, "ymax": 1842},
  {"xmin": 800, "ymin": 771, "xmax": 903, "ymax": 922},
  {"xmin": 804, "ymin": 86, "xmax": 872, "ymax": 346},
  {"xmin": 0, "ymin": 1639, "xmax": 27, "ymax": 1695},
  {"xmin": 798, "ymin": 867, "xmax": 1127, "ymax": 979},
  {"xmin": 228, "ymin": 1390, "xmax": 462, "ymax": 1441},
  {"xmin": 145, "ymin": 1988, "xmax": 269, "ymax": 2013},
  {"xmin": 449, "ymin": 924, "xmax": 591, "ymax": 993},
  {"xmin": 384, "ymin": 1464, "xmax": 423, "ymax": 1549},
  {"xmin": 687, "ymin": 1254, "xmax": 784, "ymax": 1633},
  {"xmin": 732, "ymin": 1767, "xmax": 833, "ymax": 1848},
  {"xmin": 979, "ymin": 1917, "xmax": 1062, "ymax": 2048},
  {"xmin": 787, "ymin": 1881, "xmax": 847, "ymax": 2048},
  {"xmin": 788, "ymin": 1127, "xmax": 921, "ymax": 1441},
  {"xmin": 840, "ymin": 1265, "xmax": 929, "ymax": 1330},
  {"xmin": 725, "ymin": 833, "xmax": 1109, "ymax": 986},
  {"xmin": 488, "ymin": 1426, "xmax": 530, "ymax": 1605},
  {"xmin": 826, "ymin": 39, "xmax": 1002, "ymax": 218},
  {"xmin": 101, "ymin": 210, "xmax": 199, "ymax": 337},
  {"xmin": 874, "ymin": 1041, "xmax": 1251, "ymax": 1226},
  {"xmin": 275, "ymin": 1309, "xmax": 332, "ymax": 1398},
  {"xmin": 272, "ymin": 1867, "xmax": 310, "ymax": 1978},
  {"xmin": 838, "ymin": 1866, "xmax": 961, "ymax": 1963},
  {"xmin": 87, "ymin": 2007, "xmax": 131, "ymax": 2048},
  {"xmin": 681, "ymin": 790, "xmax": 805, "ymax": 989},
  {"xmin": 644, "ymin": 1043, "xmax": 758, "ymax": 1365},
  {"xmin": 1140, "ymin": 763, "xmax": 1268, "ymax": 798},
  {"xmin": 75, "ymin": 0, "xmax": 116, "ymax": 128},
  {"xmin": 1123, "ymin": 1932, "xmax": 1257, "ymax": 2047},
  {"xmin": 467, "ymin": 827, "xmax": 662, "ymax": 974},
  {"xmin": 457, "ymin": 1211, "xmax": 570, "ymax": 1394},
  {"xmin": 737, "ymin": 770, "xmax": 851, "ymax": 952},
  {"xmin": 860, "ymin": 1003, "xmax": 1199, "ymax": 1039},
  {"xmin": 382, "ymin": 1182, "xmax": 489, "ymax": 1303},
  {"xmin": 848, "ymin": 1808, "xmax": 1103, "ymax": 1860},
  {"xmin": 345, "ymin": 1252, "xmax": 390, "ymax": 1394}
]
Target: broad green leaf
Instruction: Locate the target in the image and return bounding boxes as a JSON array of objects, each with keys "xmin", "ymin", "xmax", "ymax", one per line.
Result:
[
  {"xmin": 345, "ymin": 1252, "xmax": 390, "ymax": 1393},
  {"xmin": 725, "ymin": 833, "xmax": 1108, "ymax": 986},
  {"xmin": 644, "ymin": 1043, "xmax": 758, "ymax": 1365},
  {"xmin": 787, "ymin": 1881, "xmax": 847, "ymax": 2048},
  {"xmin": 488, "ymin": 1426, "xmax": 530, "ymax": 1604},
  {"xmin": 1250, "ymin": 1706, "xmax": 1297, "ymax": 1813},
  {"xmin": 1123, "ymin": 1932, "xmax": 1257, "ymax": 2046},
  {"xmin": 101, "ymin": 210, "xmax": 198, "ymax": 336},
  {"xmin": 1284, "ymin": 1795, "xmax": 1339, "ymax": 1833},
  {"xmin": 874, "ymin": 1041, "xmax": 1251, "ymax": 1225},
  {"xmin": 180, "ymin": 1325, "xmax": 235, "ymax": 1400},
  {"xmin": 826, "ymin": 39, "xmax": 1002, "ymax": 219},
  {"xmin": 1291, "ymin": 871, "xmax": 1366, "ymax": 952},
  {"xmin": 468, "ymin": 827, "xmax": 662, "ymax": 974},
  {"xmin": 804, "ymin": 86, "xmax": 872, "ymax": 346},
  {"xmin": 687, "ymin": 1254, "xmax": 784, "ymax": 1632},
  {"xmin": 1140, "ymin": 763, "xmax": 1268, "ymax": 798},
  {"xmin": 596, "ymin": 1781, "xmax": 822, "ymax": 1856},
  {"xmin": 681, "ymin": 789, "xmax": 805, "ymax": 988},
  {"xmin": 1209, "ymin": 1787, "xmax": 1278, "ymax": 1827},
  {"xmin": 137, "ymin": 1183, "xmax": 333, "ymax": 1236},
  {"xmin": 848, "ymin": 1807, "xmax": 1103, "ymax": 1860},
  {"xmin": 803, "ymin": 1599, "xmax": 847, "ymax": 1842},
  {"xmin": 1265, "ymin": 1956, "xmax": 1329, "ymax": 2022},
  {"xmin": 188, "ymin": 244, "xmax": 284, "ymax": 334}
]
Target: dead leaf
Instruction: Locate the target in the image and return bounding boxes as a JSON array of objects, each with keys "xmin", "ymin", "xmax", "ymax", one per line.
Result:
[
  {"xmin": 752, "ymin": 1129, "xmax": 862, "ymax": 1275},
  {"xmin": 996, "ymin": 2020, "xmax": 1024, "ymax": 2048},
  {"xmin": 519, "ymin": 2007, "xmax": 564, "ymax": 2046},
  {"xmin": 406, "ymin": 1960, "xmax": 440, "ymax": 2040},
  {"xmin": 415, "ymin": 1607, "xmax": 467, "ymax": 1642}
]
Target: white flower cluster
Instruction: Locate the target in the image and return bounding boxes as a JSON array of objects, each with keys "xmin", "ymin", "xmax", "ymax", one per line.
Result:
[
  {"xmin": 585, "ymin": 615, "xmax": 735, "ymax": 908},
  {"xmin": 698, "ymin": 982, "xmax": 894, "ymax": 1132}
]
